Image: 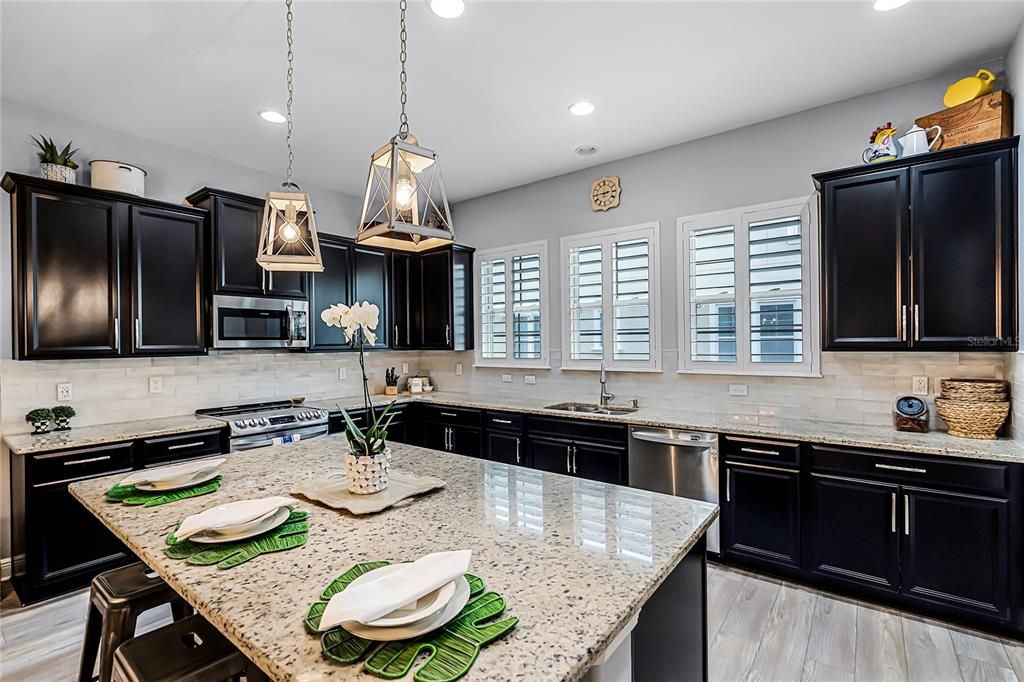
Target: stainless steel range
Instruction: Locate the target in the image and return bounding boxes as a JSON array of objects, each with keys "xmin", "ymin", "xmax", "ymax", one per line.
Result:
[{"xmin": 197, "ymin": 400, "xmax": 329, "ymax": 451}]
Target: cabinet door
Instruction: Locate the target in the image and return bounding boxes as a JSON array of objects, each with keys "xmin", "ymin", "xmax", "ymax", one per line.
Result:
[
  {"xmin": 486, "ymin": 431, "xmax": 524, "ymax": 466},
  {"xmin": 822, "ymin": 169, "xmax": 910, "ymax": 350},
  {"xmin": 721, "ymin": 461, "xmax": 801, "ymax": 571},
  {"xmin": 213, "ymin": 195, "xmax": 265, "ymax": 296},
  {"xmin": 390, "ymin": 252, "xmax": 416, "ymax": 349},
  {"xmin": 352, "ymin": 245, "xmax": 390, "ymax": 349},
  {"xmin": 450, "ymin": 425, "xmax": 482, "ymax": 458},
  {"xmin": 806, "ymin": 474, "xmax": 900, "ymax": 594},
  {"xmin": 18, "ymin": 188, "xmax": 122, "ymax": 358},
  {"xmin": 573, "ymin": 441, "xmax": 626, "ymax": 485},
  {"xmin": 267, "ymin": 271, "xmax": 307, "ymax": 299},
  {"xmin": 529, "ymin": 436, "xmax": 572, "ymax": 476},
  {"xmin": 911, "ymin": 150, "xmax": 1015, "ymax": 350},
  {"xmin": 901, "ymin": 488, "xmax": 1010, "ymax": 620},
  {"xmin": 309, "ymin": 236, "xmax": 353, "ymax": 350},
  {"xmin": 418, "ymin": 249, "xmax": 453, "ymax": 349},
  {"xmin": 451, "ymin": 246, "xmax": 474, "ymax": 351},
  {"xmin": 422, "ymin": 421, "xmax": 449, "ymax": 452},
  {"xmin": 129, "ymin": 206, "xmax": 205, "ymax": 354}
]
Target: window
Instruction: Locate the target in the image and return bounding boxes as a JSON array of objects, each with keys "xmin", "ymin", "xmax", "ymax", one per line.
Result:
[
  {"xmin": 562, "ymin": 222, "xmax": 660, "ymax": 371},
  {"xmin": 475, "ymin": 241, "xmax": 549, "ymax": 367},
  {"xmin": 678, "ymin": 198, "xmax": 818, "ymax": 376}
]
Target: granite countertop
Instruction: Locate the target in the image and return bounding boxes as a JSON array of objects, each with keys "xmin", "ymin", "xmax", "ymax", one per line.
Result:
[
  {"xmin": 309, "ymin": 392, "xmax": 1024, "ymax": 464},
  {"xmin": 2, "ymin": 415, "xmax": 225, "ymax": 455},
  {"xmin": 69, "ymin": 436, "xmax": 717, "ymax": 681}
]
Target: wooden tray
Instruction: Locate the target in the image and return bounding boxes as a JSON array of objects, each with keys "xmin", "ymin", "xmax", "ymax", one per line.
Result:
[{"xmin": 292, "ymin": 471, "xmax": 446, "ymax": 514}]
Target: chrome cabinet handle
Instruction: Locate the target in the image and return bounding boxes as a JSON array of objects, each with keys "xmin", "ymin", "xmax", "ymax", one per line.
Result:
[
  {"xmin": 726, "ymin": 468, "xmax": 731, "ymax": 502},
  {"xmin": 914, "ymin": 304, "xmax": 920, "ymax": 341},
  {"xmin": 891, "ymin": 492, "xmax": 896, "ymax": 533},
  {"xmin": 135, "ymin": 317, "xmax": 141, "ymax": 349},
  {"xmin": 566, "ymin": 446, "xmax": 571, "ymax": 474},
  {"xmin": 725, "ymin": 460, "xmax": 797, "ymax": 474},
  {"xmin": 740, "ymin": 447, "xmax": 779, "ymax": 457},
  {"xmin": 572, "ymin": 445, "xmax": 578, "ymax": 474},
  {"xmin": 440, "ymin": 412, "xmax": 458, "ymax": 418},
  {"xmin": 394, "ymin": 325, "xmax": 399, "ymax": 343},
  {"xmin": 167, "ymin": 441, "xmax": 204, "ymax": 451},
  {"xmin": 446, "ymin": 427, "xmax": 452, "ymax": 451},
  {"xmin": 64, "ymin": 455, "xmax": 111, "ymax": 466},
  {"xmin": 875, "ymin": 463, "xmax": 926, "ymax": 474},
  {"xmin": 904, "ymin": 494, "xmax": 910, "ymax": 535},
  {"xmin": 493, "ymin": 418, "xmax": 513, "ymax": 425},
  {"xmin": 901, "ymin": 304, "xmax": 907, "ymax": 341},
  {"xmin": 515, "ymin": 437, "xmax": 521, "ymax": 464},
  {"xmin": 445, "ymin": 324, "xmax": 451, "ymax": 345},
  {"xmin": 114, "ymin": 317, "xmax": 120, "ymax": 350}
]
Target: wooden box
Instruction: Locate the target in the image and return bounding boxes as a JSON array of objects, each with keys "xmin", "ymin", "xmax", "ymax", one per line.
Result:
[{"xmin": 916, "ymin": 91, "xmax": 1013, "ymax": 150}]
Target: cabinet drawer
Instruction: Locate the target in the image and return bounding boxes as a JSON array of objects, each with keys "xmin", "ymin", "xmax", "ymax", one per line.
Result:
[
  {"xmin": 809, "ymin": 444, "xmax": 1010, "ymax": 497},
  {"xmin": 484, "ymin": 411, "xmax": 524, "ymax": 432},
  {"xmin": 29, "ymin": 442, "xmax": 134, "ymax": 486},
  {"xmin": 721, "ymin": 435, "xmax": 800, "ymax": 466},
  {"xmin": 140, "ymin": 430, "xmax": 224, "ymax": 466},
  {"xmin": 421, "ymin": 405, "xmax": 482, "ymax": 427},
  {"xmin": 527, "ymin": 416, "xmax": 627, "ymax": 446}
]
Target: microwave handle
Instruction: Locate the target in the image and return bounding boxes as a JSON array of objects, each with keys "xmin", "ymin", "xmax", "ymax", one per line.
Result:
[{"xmin": 285, "ymin": 305, "xmax": 294, "ymax": 345}]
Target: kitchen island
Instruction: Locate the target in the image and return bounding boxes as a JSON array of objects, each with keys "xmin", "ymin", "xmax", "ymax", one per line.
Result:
[{"xmin": 69, "ymin": 435, "xmax": 718, "ymax": 681}]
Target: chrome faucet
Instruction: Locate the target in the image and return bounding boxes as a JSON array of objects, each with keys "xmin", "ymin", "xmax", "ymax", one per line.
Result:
[{"xmin": 599, "ymin": 361, "xmax": 615, "ymax": 407}]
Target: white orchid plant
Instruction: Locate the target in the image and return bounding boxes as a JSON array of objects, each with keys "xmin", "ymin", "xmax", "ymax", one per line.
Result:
[{"xmin": 321, "ymin": 301, "xmax": 396, "ymax": 457}]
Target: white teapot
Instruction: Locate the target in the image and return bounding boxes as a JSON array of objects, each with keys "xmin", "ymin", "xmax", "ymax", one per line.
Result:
[{"xmin": 898, "ymin": 125, "xmax": 942, "ymax": 157}]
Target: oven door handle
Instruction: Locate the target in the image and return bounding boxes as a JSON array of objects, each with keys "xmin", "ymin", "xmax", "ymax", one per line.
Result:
[{"xmin": 231, "ymin": 425, "xmax": 328, "ymax": 451}]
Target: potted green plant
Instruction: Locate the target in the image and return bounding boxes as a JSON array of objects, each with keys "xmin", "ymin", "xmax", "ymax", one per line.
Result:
[
  {"xmin": 31, "ymin": 135, "xmax": 80, "ymax": 184},
  {"xmin": 25, "ymin": 407, "xmax": 55, "ymax": 434},
  {"xmin": 321, "ymin": 301, "xmax": 397, "ymax": 494},
  {"xmin": 52, "ymin": 405, "xmax": 77, "ymax": 431}
]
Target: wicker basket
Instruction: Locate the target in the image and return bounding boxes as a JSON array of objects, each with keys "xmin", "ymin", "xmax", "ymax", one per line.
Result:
[
  {"xmin": 934, "ymin": 398, "xmax": 1009, "ymax": 439},
  {"xmin": 939, "ymin": 378, "xmax": 1008, "ymax": 402}
]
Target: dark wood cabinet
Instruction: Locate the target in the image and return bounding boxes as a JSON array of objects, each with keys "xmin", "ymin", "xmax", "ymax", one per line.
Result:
[
  {"xmin": 525, "ymin": 416, "xmax": 628, "ymax": 484},
  {"xmin": 528, "ymin": 435, "xmax": 572, "ymax": 475},
  {"xmin": 309, "ymin": 235, "xmax": 353, "ymax": 351},
  {"xmin": 573, "ymin": 441, "xmax": 626, "ymax": 484},
  {"xmin": 486, "ymin": 431, "xmax": 525, "ymax": 466},
  {"xmin": 390, "ymin": 245, "xmax": 475, "ymax": 351},
  {"xmin": 815, "ymin": 138, "xmax": 1018, "ymax": 352},
  {"xmin": 449, "ymin": 425, "xmax": 482, "ymax": 457},
  {"xmin": 419, "ymin": 249, "xmax": 453, "ymax": 349},
  {"xmin": 721, "ymin": 460, "xmax": 801, "ymax": 572},
  {"xmin": 390, "ymin": 252, "xmax": 416, "ymax": 349},
  {"xmin": 352, "ymin": 245, "xmax": 390, "ymax": 349}
]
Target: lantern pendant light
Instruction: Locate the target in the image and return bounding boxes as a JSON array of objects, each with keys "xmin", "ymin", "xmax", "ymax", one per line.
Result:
[
  {"xmin": 257, "ymin": 0, "xmax": 323, "ymax": 272},
  {"xmin": 355, "ymin": 0, "xmax": 455, "ymax": 252}
]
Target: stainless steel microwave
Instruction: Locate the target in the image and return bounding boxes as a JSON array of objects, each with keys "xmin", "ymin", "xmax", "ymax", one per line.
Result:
[{"xmin": 212, "ymin": 295, "xmax": 309, "ymax": 349}]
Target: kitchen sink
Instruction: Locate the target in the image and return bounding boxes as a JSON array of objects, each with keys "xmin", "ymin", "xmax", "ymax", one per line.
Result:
[{"xmin": 544, "ymin": 402, "xmax": 638, "ymax": 416}]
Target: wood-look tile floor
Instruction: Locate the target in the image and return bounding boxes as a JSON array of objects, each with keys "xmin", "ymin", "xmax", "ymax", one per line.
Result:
[{"xmin": 1, "ymin": 564, "xmax": 1022, "ymax": 681}]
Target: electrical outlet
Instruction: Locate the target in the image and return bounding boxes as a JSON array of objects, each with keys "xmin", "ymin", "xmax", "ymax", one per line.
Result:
[
  {"xmin": 455, "ymin": 363, "xmax": 463, "ymax": 376},
  {"xmin": 402, "ymin": 363, "xmax": 409, "ymax": 375},
  {"xmin": 729, "ymin": 384, "xmax": 748, "ymax": 397},
  {"xmin": 524, "ymin": 375, "xmax": 536, "ymax": 385},
  {"xmin": 338, "ymin": 367, "xmax": 348, "ymax": 380},
  {"xmin": 502, "ymin": 374, "xmax": 513, "ymax": 383},
  {"xmin": 149, "ymin": 376, "xmax": 163, "ymax": 394},
  {"xmin": 56, "ymin": 382, "xmax": 72, "ymax": 402},
  {"xmin": 912, "ymin": 376, "xmax": 929, "ymax": 395}
]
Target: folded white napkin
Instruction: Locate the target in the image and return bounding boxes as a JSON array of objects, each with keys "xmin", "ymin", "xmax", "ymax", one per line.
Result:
[
  {"xmin": 175, "ymin": 496, "xmax": 296, "ymax": 541},
  {"xmin": 119, "ymin": 458, "xmax": 226, "ymax": 487},
  {"xmin": 321, "ymin": 550, "xmax": 472, "ymax": 628}
]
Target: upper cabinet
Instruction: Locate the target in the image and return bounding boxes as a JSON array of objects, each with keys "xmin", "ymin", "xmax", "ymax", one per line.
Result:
[
  {"xmin": 392, "ymin": 245, "xmax": 475, "ymax": 351},
  {"xmin": 185, "ymin": 187, "xmax": 306, "ymax": 300},
  {"xmin": 4, "ymin": 173, "xmax": 208, "ymax": 360},
  {"xmin": 814, "ymin": 138, "xmax": 1018, "ymax": 352}
]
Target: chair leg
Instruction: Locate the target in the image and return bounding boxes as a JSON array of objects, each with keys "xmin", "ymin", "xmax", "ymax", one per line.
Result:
[
  {"xmin": 170, "ymin": 598, "xmax": 193, "ymax": 621},
  {"xmin": 78, "ymin": 601, "xmax": 103, "ymax": 682},
  {"xmin": 97, "ymin": 608, "xmax": 138, "ymax": 682}
]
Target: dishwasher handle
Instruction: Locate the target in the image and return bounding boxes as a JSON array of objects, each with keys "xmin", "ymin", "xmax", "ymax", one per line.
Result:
[{"xmin": 631, "ymin": 430, "xmax": 714, "ymax": 447}]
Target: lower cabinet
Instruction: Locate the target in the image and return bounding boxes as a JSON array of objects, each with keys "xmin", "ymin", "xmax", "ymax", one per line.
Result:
[
  {"xmin": 529, "ymin": 436, "xmax": 573, "ymax": 475},
  {"xmin": 721, "ymin": 460, "xmax": 801, "ymax": 572},
  {"xmin": 486, "ymin": 430, "xmax": 525, "ymax": 466},
  {"xmin": 525, "ymin": 417, "xmax": 628, "ymax": 485}
]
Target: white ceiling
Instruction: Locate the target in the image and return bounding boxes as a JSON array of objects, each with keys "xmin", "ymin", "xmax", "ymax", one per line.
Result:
[{"xmin": 3, "ymin": 1, "xmax": 1023, "ymax": 202}]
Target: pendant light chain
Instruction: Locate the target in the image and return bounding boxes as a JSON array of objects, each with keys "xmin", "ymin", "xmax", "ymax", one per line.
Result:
[
  {"xmin": 284, "ymin": 0, "xmax": 296, "ymax": 188},
  {"xmin": 398, "ymin": 0, "xmax": 409, "ymax": 140}
]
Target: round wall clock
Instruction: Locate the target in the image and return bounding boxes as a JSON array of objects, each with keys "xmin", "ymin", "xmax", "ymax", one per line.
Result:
[{"xmin": 591, "ymin": 176, "xmax": 621, "ymax": 212}]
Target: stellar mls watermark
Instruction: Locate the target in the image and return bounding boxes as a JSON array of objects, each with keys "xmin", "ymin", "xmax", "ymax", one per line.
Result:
[{"xmin": 967, "ymin": 336, "xmax": 1018, "ymax": 347}]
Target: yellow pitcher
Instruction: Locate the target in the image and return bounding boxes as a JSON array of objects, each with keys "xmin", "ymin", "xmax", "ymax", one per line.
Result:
[{"xmin": 943, "ymin": 69, "xmax": 996, "ymax": 108}]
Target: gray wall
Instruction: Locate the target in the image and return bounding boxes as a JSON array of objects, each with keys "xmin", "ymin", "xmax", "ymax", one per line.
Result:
[{"xmin": 1002, "ymin": 18, "xmax": 1024, "ymax": 440}]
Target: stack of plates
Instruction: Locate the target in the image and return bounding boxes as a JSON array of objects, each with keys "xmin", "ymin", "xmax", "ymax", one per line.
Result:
[
  {"xmin": 118, "ymin": 457, "xmax": 226, "ymax": 492},
  {"xmin": 175, "ymin": 497, "xmax": 297, "ymax": 544}
]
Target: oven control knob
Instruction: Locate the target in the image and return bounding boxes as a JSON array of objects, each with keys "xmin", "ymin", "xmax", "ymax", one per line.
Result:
[
  {"xmin": 248, "ymin": 419, "xmax": 257, "ymax": 427},
  {"xmin": 306, "ymin": 411, "xmax": 315, "ymax": 419},
  {"xmin": 233, "ymin": 420, "xmax": 246, "ymax": 430},
  {"xmin": 297, "ymin": 412, "xmax": 307, "ymax": 421},
  {"xmin": 259, "ymin": 417, "xmax": 268, "ymax": 425}
]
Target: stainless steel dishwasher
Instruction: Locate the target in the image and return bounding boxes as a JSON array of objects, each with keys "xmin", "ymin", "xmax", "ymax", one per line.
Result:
[{"xmin": 628, "ymin": 426, "xmax": 719, "ymax": 553}]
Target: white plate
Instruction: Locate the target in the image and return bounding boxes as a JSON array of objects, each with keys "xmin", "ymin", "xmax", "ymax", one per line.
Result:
[
  {"xmin": 119, "ymin": 458, "xmax": 226, "ymax": 487},
  {"xmin": 190, "ymin": 506, "xmax": 291, "ymax": 544},
  {"xmin": 134, "ymin": 469, "xmax": 220, "ymax": 492},
  {"xmin": 339, "ymin": 563, "xmax": 459, "ymax": 628},
  {"xmin": 293, "ymin": 471, "xmax": 446, "ymax": 515},
  {"xmin": 341, "ymin": 571, "xmax": 471, "ymax": 641},
  {"xmin": 175, "ymin": 496, "xmax": 296, "ymax": 541}
]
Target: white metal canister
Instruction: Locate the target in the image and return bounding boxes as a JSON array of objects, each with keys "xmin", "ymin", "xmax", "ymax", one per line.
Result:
[{"xmin": 89, "ymin": 160, "xmax": 147, "ymax": 196}]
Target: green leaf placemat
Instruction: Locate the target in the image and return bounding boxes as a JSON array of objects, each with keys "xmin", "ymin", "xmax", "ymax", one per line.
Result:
[
  {"xmin": 163, "ymin": 510, "xmax": 308, "ymax": 569},
  {"xmin": 105, "ymin": 476, "xmax": 222, "ymax": 507},
  {"xmin": 305, "ymin": 561, "xmax": 517, "ymax": 682}
]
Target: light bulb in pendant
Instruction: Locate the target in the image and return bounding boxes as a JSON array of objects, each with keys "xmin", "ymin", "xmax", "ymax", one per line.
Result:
[
  {"xmin": 280, "ymin": 202, "xmax": 300, "ymax": 243},
  {"xmin": 395, "ymin": 177, "xmax": 415, "ymax": 212}
]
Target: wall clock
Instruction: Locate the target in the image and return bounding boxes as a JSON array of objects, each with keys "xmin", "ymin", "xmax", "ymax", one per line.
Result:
[{"xmin": 591, "ymin": 176, "xmax": 621, "ymax": 212}]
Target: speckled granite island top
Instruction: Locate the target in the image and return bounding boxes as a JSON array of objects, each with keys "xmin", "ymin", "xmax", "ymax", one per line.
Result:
[
  {"xmin": 3, "ymin": 414, "xmax": 224, "ymax": 455},
  {"xmin": 69, "ymin": 436, "xmax": 718, "ymax": 681}
]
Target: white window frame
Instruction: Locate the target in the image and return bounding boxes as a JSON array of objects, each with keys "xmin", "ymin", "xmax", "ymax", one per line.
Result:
[
  {"xmin": 474, "ymin": 240, "xmax": 550, "ymax": 369},
  {"xmin": 677, "ymin": 197, "xmax": 819, "ymax": 377},
  {"xmin": 561, "ymin": 221, "xmax": 662, "ymax": 372}
]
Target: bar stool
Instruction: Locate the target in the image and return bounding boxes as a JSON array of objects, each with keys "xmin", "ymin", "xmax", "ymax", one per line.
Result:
[
  {"xmin": 111, "ymin": 614, "xmax": 267, "ymax": 682},
  {"xmin": 78, "ymin": 562, "xmax": 193, "ymax": 682}
]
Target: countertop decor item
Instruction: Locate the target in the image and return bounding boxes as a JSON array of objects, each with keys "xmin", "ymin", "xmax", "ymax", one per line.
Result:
[
  {"xmin": 164, "ymin": 509, "xmax": 308, "ymax": 569},
  {"xmin": 355, "ymin": 0, "xmax": 455, "ymax": 253},
  {"xmin": 893, "ymin": 396, "xmax": 929, "ymax": 433},
  {"xmin": 304, "ymin": 560, "xmax": 516, "ymax": 681},
  {"xmin": 916, "ymin": 91, "xmax": 1013, "ymax": 150},
  {"xmin": 897, "ymin": 124, "xmax": 942, "ymax": 157},
  {"xmin": 89, "ymin": 160, "xmax": 146, "ymax": 196},
  {"xmin": 939, "ymin": 378, "xmax": 1008, "ymax": 402},
  {"xmin": 51, "ymin": 405, "xmax": 76, "ymax": 431},
  {"xmin": 256, "ymin": 0, "xmax": 324, "ymax": 274},
  {"xmin": 25, "ymin": 408, "xmax": 54, "ymax": 434},
  {"xmin": 591, "ymin": 175, "xmax": 621, "ymax": 211},
  {"xmin": 293, "ymin": 470, "xmax": 446, "ymax": 514},
  {"xmin": 935, "ymin": 378, "xmax": 1009, "ymax": 439},
  {"xmin": 385, "ymin": 367, "xmax": 399, "ymax": 395},
  {"xmin": 105, "ymin": 477, "xmax": 222, "ymax": 507},
  {"xmin": 31, "ymin": 135, "xmax": 79, "ymax": 184},
  {"xmin": 944, "ymin": 68, "xmax": 997, "ymax": 108},
  {"xmin": 862, "ymin": 123, "xmax": 899, "ymax": 164}
]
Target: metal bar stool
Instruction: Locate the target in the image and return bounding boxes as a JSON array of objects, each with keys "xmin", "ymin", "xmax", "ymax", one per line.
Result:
[
  {"xmin": 111, "ymin": 614, "xmax": 268, "ymax": 682},
  {"xmin": 78, "ymin": 562, "xmax": 193, "ymax": 682}
]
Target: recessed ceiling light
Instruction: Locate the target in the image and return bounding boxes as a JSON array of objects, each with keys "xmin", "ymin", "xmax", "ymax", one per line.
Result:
[
  {"xmin": 258, "ymin": 110, "xmax": 287, "ymax": 124},
  {"xmin": 575, "ymin": 145, "xmax": 599, "ymax": 156},
  {"xmin": 569, "ymin": 101, "xmax": 595, "ymax": 117},
  {"xmin": 428, "ymin": 0, "xmax": 466, "ymax": 19},
  {"xmin": 873, "ymin": 0, "xmax": 910, "ymax": 11}
]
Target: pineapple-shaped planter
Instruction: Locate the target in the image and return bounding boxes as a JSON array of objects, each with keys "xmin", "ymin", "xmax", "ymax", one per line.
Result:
[{"xmin": 344, "ymin": 448, "xmax": 391, "ymax": 494}]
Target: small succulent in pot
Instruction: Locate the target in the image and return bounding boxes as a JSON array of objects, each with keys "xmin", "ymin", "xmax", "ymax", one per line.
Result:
[
  {"xmin": 25, "ymin": 408, "xmax": 55, "ymax": 434},
  {"xmin": 31, "ymin": 135, "xmax": 80, "ymax": 184},
  {"xmin": 52, "ymin": 405, "xmax": 77, "ymax": 431}
]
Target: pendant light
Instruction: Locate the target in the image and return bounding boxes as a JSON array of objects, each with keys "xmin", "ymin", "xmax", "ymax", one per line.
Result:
[
  {"xmin": 355, "ymin": 0, "xmax": 455, "ymax": 252},
  {"xmin": 257, "ymin": 0, "xmax": 323, "ymax": 272}
]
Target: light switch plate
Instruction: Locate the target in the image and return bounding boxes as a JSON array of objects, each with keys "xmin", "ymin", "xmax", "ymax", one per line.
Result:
[
  {"xmin": 456, "ymin": 363, "xmax": 463, "ymax": 376},
  {"xmin": 912, "ymin": 376, "xmax": 929, "ymax": 395},
  {"xmin": 729, "ymin": 384, "xmax": 748, "ymax": 397},
  {"xmin": 338, "ymin": 367, "xmax": 348, "ymax": 380},
  {"xmin": 524, "ymin": 375, "xmax": 536, "ymax": 385},
  {"xmin": 502, "ymin": 374, "xmax": 513, "ymax": 383},
  {"xmin": 402, "ymin": 363, "xmax": 409, "ymax": 375},
  {"xmin": 149, "ymin": 376, "xmax": 163, "ymax": 394},
  {"xmin": 56, "ymin": 383, "xmax": 73, "ymax": 402}
]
